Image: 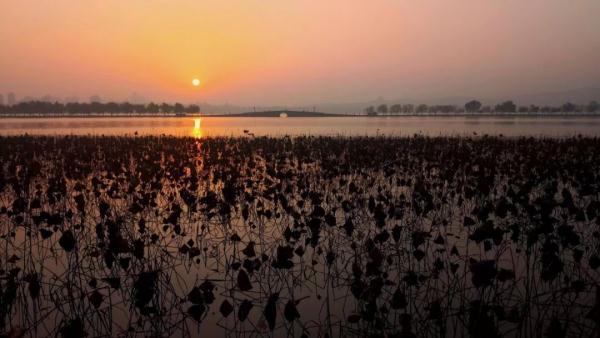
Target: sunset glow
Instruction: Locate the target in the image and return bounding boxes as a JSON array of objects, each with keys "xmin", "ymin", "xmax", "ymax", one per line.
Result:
[
  {"xmin": 2, "ymin": 2, "xmax": 600, "ymax": 337},
  {"xmin": 192, "ymin": 118, "xmax": 203, "ymax": 138},
  {"xmin": 1, "ymin": 1, "xmax": 599, "ymax": 105}
]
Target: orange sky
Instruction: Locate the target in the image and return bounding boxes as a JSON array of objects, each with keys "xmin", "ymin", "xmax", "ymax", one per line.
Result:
[{"xmin": 1, "ymin": 0, "xmax": 599, "ymax": 105}]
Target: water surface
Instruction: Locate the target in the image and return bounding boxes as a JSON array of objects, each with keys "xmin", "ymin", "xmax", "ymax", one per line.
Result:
[{"xmin": 2, "ymin": 116, "xmax": 600, "ymax": 136}]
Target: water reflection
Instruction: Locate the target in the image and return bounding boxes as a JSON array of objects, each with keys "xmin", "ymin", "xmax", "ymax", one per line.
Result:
[
  {"xmin": 192, "ymin": 118, "xmax": 203, "ymax": 138},
  {"xmin": 1, "ymin": 116, "xmax": 600, "ymax": 137}
]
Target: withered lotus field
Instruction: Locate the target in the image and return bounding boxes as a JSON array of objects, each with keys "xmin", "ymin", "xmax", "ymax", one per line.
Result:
[{"xmin": 1, "ymin": 135, "xmax": 599, "ymax": 337}]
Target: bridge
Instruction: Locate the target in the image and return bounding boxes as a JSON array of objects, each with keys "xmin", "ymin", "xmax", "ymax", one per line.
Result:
[{"xmin": 216, "ymin": 110, "xmax": 343, "ymax": 117}]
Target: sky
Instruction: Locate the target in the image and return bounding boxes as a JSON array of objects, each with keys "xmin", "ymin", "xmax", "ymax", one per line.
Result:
[{"xmin": 1, "ymin": 0, "xmax": 599, "ymax": 105}]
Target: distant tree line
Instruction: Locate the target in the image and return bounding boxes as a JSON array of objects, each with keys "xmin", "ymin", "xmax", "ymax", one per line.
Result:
[
  {"xmin": 2, "ymin": 99, "xmax": 599, "ymax": 116},
  {"xmin": 365, "ymin": 100, "xmax": 599, "ymax": 115},
  {"xmin": 0, "ymin": 101, "xmax": 201, "ymax": 116}
]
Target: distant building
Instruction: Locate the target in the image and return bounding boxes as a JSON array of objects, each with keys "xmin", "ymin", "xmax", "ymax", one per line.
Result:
[
  {"xmin": 0, "ymin": 94, "xmax": 4, "ymax": 105},
  {"xmin": 7, "ymin": 93, "xmax": 16, "ymax": 106},
  {"xmin": 89, "ymin": 95, "xmax": 102, "ymax": 103}
]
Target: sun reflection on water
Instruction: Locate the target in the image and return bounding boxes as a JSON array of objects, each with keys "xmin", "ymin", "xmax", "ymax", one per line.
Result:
[{"xmin": 192, "ymin": 118, "xmax": 203, "ymax": 138}]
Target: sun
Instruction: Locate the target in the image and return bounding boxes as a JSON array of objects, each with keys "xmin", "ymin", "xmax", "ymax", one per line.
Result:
[{"xmin": 192, "ymin": 78, "xmax": 200, "ymax": 87}]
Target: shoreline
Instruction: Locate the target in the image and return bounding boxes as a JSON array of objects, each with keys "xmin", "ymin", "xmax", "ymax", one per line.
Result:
[{"xmin": 1, "ymin": 112, "xmax": 600, "ymax": 118}]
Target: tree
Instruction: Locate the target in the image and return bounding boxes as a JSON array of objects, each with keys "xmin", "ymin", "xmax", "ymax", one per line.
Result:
[
  {"xmin": 5, "ymin": 99, "xmax": 589, "ymax": 116},
  {"xmin": 377, "ymin": 104, "xmax": 388, "ymax": 115},
  {"xmin": 120, "ymin": 102, "xmax": 134, "ymax": 114},
  {"xmin": 160, "ymin": 103, "xmax": 172, "ymax": 113},
  {"xmin": 146, "ymin": 102, "xmax": 159, "ymax": 114},
  {"xmin": 562, "ymin": 102, "xmax": 576, "ymax": 112},
  {"xmin": 365, "ymin": 106, "xmax": 377, "ymax": 116},
  {"xmin": 174, "ymin": 103, "xmax": 185, "ymax": 113},
  {"xmin": 90, "ymin": 101, "xmax": 103, "ymax": 113},
  {"xmin": 425, "ymin": 105, "xmax": 455, "ymax": 114},
  {"xmin": 464, "ymin": 100, "xmax": 482, "ymax": 113},
  {"xmin": 402, "ymin": 104, "xmax": 414, "ymax": 114},
  {"xmin": 495, "ymin": 101, "xmax": 516, "ymax": 113},
  {"xmin": 390, "ymin": 104, "xmax": 402, "ymax": 114},
  {"xmin": 186, "ymin": 104, "xmax": 200, "ymax": 114},
  {"xmin": 105, "ymin": 102, "xmax": 119, "ymax": 114},
  {"xmin": 132, "ymin": 104, "xmax": 145, "ymax": 114}
]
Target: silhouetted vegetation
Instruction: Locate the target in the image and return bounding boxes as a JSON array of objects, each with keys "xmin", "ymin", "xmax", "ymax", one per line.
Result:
[
  {"xmin": 366, "ymin": 106, "xmax": 377, "ymax": 116},
  {"xmin": 364, "ymin": 100, "xmax": 599, "ymax": 116},
  {"xmin": 1, "ymin": 99, "xmax": 598, "ymax": 117},
  {"xmin": 494, "ymin": 101, "xmax": 517, "ymax": 113},
  {"xmin": 377, "ymin": 104, "xmax": 388, "ymax": 115},
  {"xmin": 0, "ymin": 101, "xmax": 200, "ymax": 116},
  {"xmin": 465, "ymin": 100, "xmax": 482, "ymax": 113},
  {"xmin": 1, "ymin": 135, "xmax": 599, "ymax": 337}
]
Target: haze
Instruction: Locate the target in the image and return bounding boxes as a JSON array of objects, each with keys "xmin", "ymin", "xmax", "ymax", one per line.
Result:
[{"xmin": 1, "ymin": 0, "xmax": 599, "ymax": 106}]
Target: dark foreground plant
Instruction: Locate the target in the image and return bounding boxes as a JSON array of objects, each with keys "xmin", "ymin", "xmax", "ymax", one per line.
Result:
[{"xmin": 0, "ymin": 135, "xmax": 599, "ymax": 337}]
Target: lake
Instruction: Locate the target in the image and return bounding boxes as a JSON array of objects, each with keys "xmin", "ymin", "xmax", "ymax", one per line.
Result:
[{"xmin": 2, "ymin": 115, "xmax": 600, "ymax": 136}]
